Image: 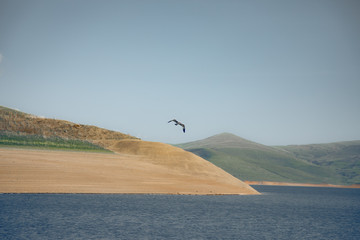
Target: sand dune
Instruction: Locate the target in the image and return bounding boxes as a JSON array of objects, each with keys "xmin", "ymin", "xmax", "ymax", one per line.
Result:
[{"xmin": 0, "ymin": 141, "xmax": 259, "ymax": 195}]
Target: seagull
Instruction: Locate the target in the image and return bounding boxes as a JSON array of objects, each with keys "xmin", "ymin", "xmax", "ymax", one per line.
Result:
[{"xmin": 168, "ymin": 119, "xmax": 186, "ymax": 133}]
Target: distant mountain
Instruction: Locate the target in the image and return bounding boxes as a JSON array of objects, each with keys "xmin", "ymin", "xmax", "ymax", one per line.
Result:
[
  {"xmin": 178, "ymin": 133, "xmax": 273, "ymax": 150},
  {"xmin": 177, "ymin": 133, "xmax": 360, "ymax": 185}
]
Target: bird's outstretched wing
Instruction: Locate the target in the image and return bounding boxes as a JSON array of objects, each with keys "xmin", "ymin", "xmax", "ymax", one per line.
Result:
[
  {"xmin": 168, "ymin": 119, "xmax": 178, "ymax": 124},
  {"xmin": 178, "ymin": 122, "xmax": 185, "ymax": 133}
]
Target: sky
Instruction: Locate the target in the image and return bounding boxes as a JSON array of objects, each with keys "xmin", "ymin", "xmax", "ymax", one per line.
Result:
[{"xmin": 1, "ymin": 0, "xmax": 359, "ymax": 146}]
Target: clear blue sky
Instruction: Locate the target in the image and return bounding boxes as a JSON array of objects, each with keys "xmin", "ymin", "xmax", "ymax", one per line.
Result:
[{"xmin": 1, "ymin": 0, "xmax": 359, "ymax": 145}]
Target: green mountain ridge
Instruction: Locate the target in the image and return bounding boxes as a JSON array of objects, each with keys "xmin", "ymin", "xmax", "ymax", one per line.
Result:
[
  {"xmin": 278, "ymin": 142, "xmax": 360, "ymax": 184},
  {"xmin": 177, "ymin": 133, "xmax": 360, "ymax": 185}
]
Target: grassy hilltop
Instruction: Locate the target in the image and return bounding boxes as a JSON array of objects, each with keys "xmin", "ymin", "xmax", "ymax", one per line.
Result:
[
  {"xmin": 0, "ymin": 106, "xmax": 137, "ymax": 151},
  {"xmin": 177, "ymin": 133, "xmax": 360, "ymax": 185}
]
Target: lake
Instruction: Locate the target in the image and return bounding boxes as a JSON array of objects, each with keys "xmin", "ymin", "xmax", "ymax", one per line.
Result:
[{"xmin": 1, "ymin": 186, "xmax": 359, "ymax": 239}]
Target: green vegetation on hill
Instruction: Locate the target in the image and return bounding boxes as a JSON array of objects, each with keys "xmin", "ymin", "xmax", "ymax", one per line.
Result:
[
  {"xmin": 177, "ymin": 133, "xmax": 358, "ymax": 185},
  {"xmin": 0, "ymin": 105, "xmax": 139, "ymax": 152},
  {"xmin": 279, "ymin": 142, "xmax": 360, "ymax": 185},
  {"xmin": 0, "ymin": 105, "xmax": 138, "ymax": 143},
  {"xmin": 0, "ymin": 131, "xmax": 112, "ymax": 152}
]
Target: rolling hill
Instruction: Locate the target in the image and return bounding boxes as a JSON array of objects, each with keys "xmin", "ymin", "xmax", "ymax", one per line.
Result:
[
  {"xmin": 0, "ymin": 106, "xmax": 138, "ymax": 144},
  {"xmin": 0, "ymin": 106, "xmax": 259, "ymax": 195},
  {"xmin": 279, "ymin": 141, "xmax": 360, "ymax": 184},
  {"xmin": 177, "ymin": 133, "xmax": 360, "ymax": 185}
]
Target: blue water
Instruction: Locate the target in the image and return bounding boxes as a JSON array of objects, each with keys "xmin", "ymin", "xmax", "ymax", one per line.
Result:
[{"xmin": 1, "ymin": 186, "xmax": 359, "ymax": 239}]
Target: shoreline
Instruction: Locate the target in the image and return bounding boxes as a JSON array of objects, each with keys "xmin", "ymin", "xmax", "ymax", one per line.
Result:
[
  {"xmin": 0, "ymin": 192, "xmax": 252, "ymax": 196},
  {"xmin": 244, "ymin": 181, "xmax": 360, "ymax": 189}
]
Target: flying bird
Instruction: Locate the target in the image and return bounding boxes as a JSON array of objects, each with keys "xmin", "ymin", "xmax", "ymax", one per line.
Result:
[{"xmin": 168, "ymin": 119, "xmax": 185, "ymax": 133}]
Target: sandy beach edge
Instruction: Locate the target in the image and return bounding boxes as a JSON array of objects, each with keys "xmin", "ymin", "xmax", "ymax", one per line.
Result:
[{"xmin": 244, "ymin": 181, "xmax": 360, "ymax": 189}]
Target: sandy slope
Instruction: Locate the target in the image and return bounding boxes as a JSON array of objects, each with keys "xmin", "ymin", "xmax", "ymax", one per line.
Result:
[
  {"xmin": 0, "ymin": 141, "xmax": 259, "ymax": 195},
  {"xmin": 0, "ymin": 106, "xmax": 259, "ymax": 195}
]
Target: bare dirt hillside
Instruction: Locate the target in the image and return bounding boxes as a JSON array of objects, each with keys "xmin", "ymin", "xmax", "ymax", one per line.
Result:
[
  {"xmin": 100, "ymin": 139, "xmax": 259, "ymax": 194},
  {"xmin": 0, "ymin": 146, "xmax": 259, "ymax": 195},
  {"xmin": 0, "ymin": 106, "xmax": 259, "ymax": 195}
]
